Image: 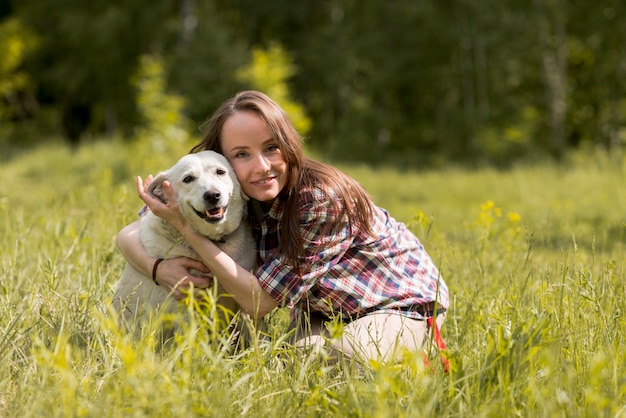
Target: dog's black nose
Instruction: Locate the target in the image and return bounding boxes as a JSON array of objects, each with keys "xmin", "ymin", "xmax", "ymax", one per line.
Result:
[{"xmin": 203, "ymin": 190, "xmax": 221, "ymax": 204}]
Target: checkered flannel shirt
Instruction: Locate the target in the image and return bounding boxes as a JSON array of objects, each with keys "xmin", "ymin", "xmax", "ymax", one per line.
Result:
[{"xmin": 248, "ymin": 186, "xmax": 449, "ymax": 322}]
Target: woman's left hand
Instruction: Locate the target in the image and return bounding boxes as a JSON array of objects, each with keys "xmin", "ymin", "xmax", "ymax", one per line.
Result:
[{"xmin": 136, "ymin": 175, "xmax": 187, "ymax": 231}]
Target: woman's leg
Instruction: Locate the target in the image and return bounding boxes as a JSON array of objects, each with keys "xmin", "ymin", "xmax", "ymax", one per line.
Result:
[
  {"xmin": 337, "ymin": 313, "xmax": 446, "ymax": 363},
  {"xmin": 291, "ymin": 312, "xmax": 446, "ymax": 364},
  {"xmin": 288, "ymin": 312, "xmax": 336, "ymax": 359}
]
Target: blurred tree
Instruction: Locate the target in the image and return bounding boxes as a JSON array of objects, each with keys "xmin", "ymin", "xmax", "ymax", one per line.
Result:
[
  {"xmin": 132, "ymin": 54, "xmax": 190, "ymax": 153},
  {"xmin": 0, "ymin": 17, "xmax": 38, "ymax": 124},
  {"xmin": 214, "ymin": 0, "xmax": 625, "ymax": 165},
  {"xmin": 567, "ymin": 0, "xmax": 626, "ymax": 155},
  {"xmin": 236, "ymin": 43, "xmax": 311, "ymax": 136},
  {"xmin": 2, "ymin": 0, "xmax": 625, "ymax": 165},
  {"xmin": 165, "ymin": 0, "xmax": 249, "ymax": 131},
  {"xmin": 15, "ymin": 0, "xmax": 174, "ymax": 142},
  {"xmin": 533, "ymin": 0, "xmax": 568, "ymax": 158},
  {"xmin": 213, "ymin": 0, "xmax": 532, "ymax": 165},
  {"xmin": 449, "ymin": 0, "xmax": 544, "ymax": 164}
]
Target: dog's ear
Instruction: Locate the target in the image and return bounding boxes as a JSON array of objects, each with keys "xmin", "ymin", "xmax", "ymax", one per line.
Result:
[
  {"xmin": 147, "ymin": 172, "xmax": 169, "ymax": 204},
  {"xmin": 240, "ymin": 190, "xmax": 250, "ymax": 201}
]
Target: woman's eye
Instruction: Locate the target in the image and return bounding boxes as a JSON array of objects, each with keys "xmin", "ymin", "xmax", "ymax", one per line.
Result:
[
  {"xmin": 183, "ymin": 175, "xmax": 195, "ymax": 183},
  {"xmin": 266, "ymin": 145, "xmax": 279, "ymax": 153}
]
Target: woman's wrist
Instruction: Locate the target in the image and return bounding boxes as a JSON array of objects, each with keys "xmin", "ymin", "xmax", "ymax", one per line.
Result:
[
  {"xmin": 178, "ymin": 222, "xmax": 199, "ymax": 242},
  {"xmin": 152, "ymin": 258, "xmax": 165, "ymax": 285}
]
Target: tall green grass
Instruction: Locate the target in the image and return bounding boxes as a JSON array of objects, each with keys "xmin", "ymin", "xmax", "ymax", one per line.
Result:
[{"xmin": 1, "ymin": 139, "xmax": 625, "ymax": 417}]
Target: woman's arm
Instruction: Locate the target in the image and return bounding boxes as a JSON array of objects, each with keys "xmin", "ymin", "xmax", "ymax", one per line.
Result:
[
  {"xmin": 179, "ymin": 224, "xmax": 278, "ymax": 318},
  {"xmin": 116, "ymin": 221, "xmax": 152, "ymax": 276},
  {"xmin": 135, "ymin": 176, "xmax": 278, "ymax": 318},
  {"xmin": 116, "ymin": 219, "xmax": 213, "ymax": 301}
]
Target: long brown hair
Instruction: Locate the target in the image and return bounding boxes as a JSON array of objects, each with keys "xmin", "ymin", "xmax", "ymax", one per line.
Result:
[{"xmin": 191, "ymin": 90, "xmax": 375, "ymax": 273}]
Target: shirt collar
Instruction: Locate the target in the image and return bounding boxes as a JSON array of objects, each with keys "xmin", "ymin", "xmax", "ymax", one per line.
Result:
[{"xmin": 247, "ymin": 196, "xmax": 286, "ymax": 224}]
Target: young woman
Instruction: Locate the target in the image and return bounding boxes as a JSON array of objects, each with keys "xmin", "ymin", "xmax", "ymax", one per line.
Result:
[{"xmin": 117, "ymin": 90, "xmax": 449, "ymax": 363}]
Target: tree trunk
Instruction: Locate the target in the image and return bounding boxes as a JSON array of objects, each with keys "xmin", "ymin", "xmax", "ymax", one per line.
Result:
[{"xmin": 536, "ymin": 0, "xmax": 568, "ymax": 158}]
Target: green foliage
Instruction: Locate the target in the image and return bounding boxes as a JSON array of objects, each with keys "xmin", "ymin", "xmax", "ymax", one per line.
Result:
[
  {"xmin": 164, "ymin": 0, "xmax": 249, "ymax": 127},
  {"xmin": 0, "ymin": 16, "xmax": 41, "ymax": 147},
  {"xmin": 1, "ymin": 139, "xmax": 625, "ymax": 415},
  {"xmin": 0, "ymin": 17, "xmax": 37, "ymax": 119},
  {"xmin": 474, "ymin": 106, "xmax": 541, "ymax": 165},
  {"xmin": 132, "ymin": 54, "xmax": 191, "ymax": 154},
  {"xmin": 14, "ymin": 0, "xmax": 174, "ymax": 137},
  {"xmin": 236, "ymin": 43, "xmax": 311, "ymax": 137},
  {"xmin": 2, "ymin": 1, "xmax": 626, "ymax": 165}
]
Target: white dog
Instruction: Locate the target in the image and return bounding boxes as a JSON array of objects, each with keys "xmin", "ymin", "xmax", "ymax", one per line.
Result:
[{"xmin": 113, "ymin": 150, "xmax": 257, "ymax": 335}]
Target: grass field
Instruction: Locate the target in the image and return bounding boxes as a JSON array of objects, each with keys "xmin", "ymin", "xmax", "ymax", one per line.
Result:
[{"xmin": 1, "ymin": 138, "xmax": 625, "ymax": 417}]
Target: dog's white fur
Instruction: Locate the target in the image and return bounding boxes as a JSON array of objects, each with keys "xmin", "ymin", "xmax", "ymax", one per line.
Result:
[{"xmin": 113, "ymin": 150, "xmax": 256, "ymax": 333}]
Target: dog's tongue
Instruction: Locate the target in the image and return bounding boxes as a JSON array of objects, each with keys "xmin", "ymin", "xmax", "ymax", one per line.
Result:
[{"xmin": 205, "ymin": 207, "xmax": 224, "ymax": 220}]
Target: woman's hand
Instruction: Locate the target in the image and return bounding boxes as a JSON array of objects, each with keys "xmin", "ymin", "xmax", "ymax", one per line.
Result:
[
  {"xmin": 136, "ymin": 175, "xmax": 215, "ymax": 300},
  {"xmin": 154, "ymin": 257, "xmax": 213, "ymax": 301},
  {"xmin": 136, "ymin": 175, "xmax": 187, "ymax": 232}
]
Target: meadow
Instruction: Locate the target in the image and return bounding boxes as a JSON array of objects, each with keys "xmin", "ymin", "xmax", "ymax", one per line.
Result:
[{"xmin": 1, "ymin": 137, "xmax": 625, "ymax": 417}]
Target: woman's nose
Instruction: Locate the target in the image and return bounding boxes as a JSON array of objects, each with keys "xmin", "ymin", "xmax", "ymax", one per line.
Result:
[{"xmin": 254, "ymin": 154, "xmax": 271, "ymax": 172}]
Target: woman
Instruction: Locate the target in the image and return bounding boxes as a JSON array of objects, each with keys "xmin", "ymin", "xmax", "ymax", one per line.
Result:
[{"xmin": 117, "ymin": 90, "xmax": 449, "ymax": 363}]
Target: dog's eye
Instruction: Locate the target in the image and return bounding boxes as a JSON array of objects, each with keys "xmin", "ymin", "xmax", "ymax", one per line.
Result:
[
  {"xmin": 216, "ymin": 169, "xmax": 226, "ymax": 176},
  {"xmin": 182, "ymin": 175, "xmax": 196, "ymax": 183}
]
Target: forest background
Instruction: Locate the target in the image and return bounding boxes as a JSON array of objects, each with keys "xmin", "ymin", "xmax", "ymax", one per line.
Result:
[
  {"xmin": 1, "ymin": 0, "xmax": 625, "ymax": 166},
  {"xmin": 2, "ymin": 1, "xmax": 626, "ymax": 416}
]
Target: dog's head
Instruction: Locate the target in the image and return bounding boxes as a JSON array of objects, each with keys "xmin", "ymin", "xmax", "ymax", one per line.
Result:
[{"xmin": 148, "ymin": 150, "xmax": 247, "ymax": 240}]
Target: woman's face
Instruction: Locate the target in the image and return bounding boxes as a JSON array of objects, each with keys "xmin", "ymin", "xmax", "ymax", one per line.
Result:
[{"xmin": 220, "ymin": 111, "xmax": 288, "ymax": 205}]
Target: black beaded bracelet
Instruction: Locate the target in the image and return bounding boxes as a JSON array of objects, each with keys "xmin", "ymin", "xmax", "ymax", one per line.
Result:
[{"xmin": 152, "ymin": 258, "xmax": 164, "ymax": 285}]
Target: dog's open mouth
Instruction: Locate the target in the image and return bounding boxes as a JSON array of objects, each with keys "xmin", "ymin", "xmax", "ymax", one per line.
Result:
[{"xmin": 193, "ymin": 206, "xmax": 225, "ymax": 223}]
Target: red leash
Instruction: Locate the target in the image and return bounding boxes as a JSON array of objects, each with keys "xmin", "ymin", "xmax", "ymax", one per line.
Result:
[{"xmin": 423, "ymin": 316, "xmax": 449, "ymax": 373}]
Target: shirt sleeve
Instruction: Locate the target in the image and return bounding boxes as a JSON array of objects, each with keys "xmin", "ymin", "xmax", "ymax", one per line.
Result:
[{"xmin": 256, "ymin": 190, "xmax": 352, "ymax": 309}]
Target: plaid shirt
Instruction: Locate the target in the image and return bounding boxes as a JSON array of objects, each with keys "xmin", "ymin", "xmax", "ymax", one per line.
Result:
[{"xmin": 248, "ymin": 187, "xmax": 449, "ymax": 321}]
